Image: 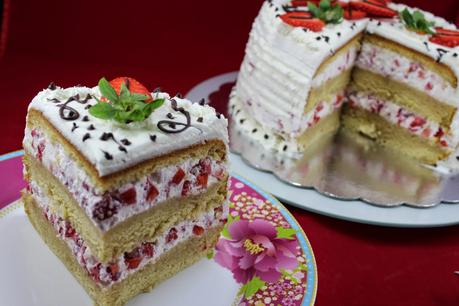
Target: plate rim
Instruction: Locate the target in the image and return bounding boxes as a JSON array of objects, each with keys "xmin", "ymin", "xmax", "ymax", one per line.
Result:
[{"xmin": 0, "ymin": 151, "xmax": 318, "ymax": 306}]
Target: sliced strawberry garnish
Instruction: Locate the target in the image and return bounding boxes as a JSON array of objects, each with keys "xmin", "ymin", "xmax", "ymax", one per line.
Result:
[
  {"xmin": 429, "ymin": 27, "xmax": 459, "ymax": 48},
  {"xmin": 108, "ymin": 77, "xmax": 153, "ymax": 102},
  {"xmin": 280, "ymin": 12, "xmax": 325, "ymax": 32},
  {"xmin": 171, "ymin": 168, "xmax": 185, "ymax": 185},
  {"xmin": 119, "ymin": 187, "xmax": 137, "ymax": 205},
  {"xmin": 343, "ymin": 7, "xmax": 367, "ymax": 20},
  {"xmin": 350, "ymin": 0, "xmax": 397, "ymax": 18},
  {"xmin": 196, "ymin": 174, "xmax": 208, "ymax": 188},
  {"xmin": 166, "ymin": 228, "xmax": 178, "ymax": 243},
  {"xmin": 146, "ymin": 183, "xmax": 159, "ymax": 202},
  {"xmin": 193, "ymin": 225, "xmax": 204, "ymax": 236},
  {"xmin": 291, "ymin": 0, "xmax": 308, "ymax": 6}
]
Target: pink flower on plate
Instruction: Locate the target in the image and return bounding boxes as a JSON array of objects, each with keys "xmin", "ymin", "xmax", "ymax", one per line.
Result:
[{"xmin": 215, "ymin": 219, "xmax": 298, "ymax": 284}]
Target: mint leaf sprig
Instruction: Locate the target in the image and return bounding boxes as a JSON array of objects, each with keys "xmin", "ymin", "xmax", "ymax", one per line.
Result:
[
  {"xmin": 308, "ymin": 0, "xmax": 343, "ymax": 25},
  {"xmin": 89, "ymin": 78, "xmax": 164, "ymax": 124},
  {"xmin": 400, "ymin": 8, "xmax": 435, "ymax": 35}
]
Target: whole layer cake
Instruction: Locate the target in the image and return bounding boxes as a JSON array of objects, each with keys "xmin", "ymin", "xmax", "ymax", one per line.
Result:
[
  {"xmin": 22, "ymin": 77, "xmax": 229, "ymax": 306},
  {"xmin": 230, "ymin": 0, "xmax": 459, "ymax": 172}
]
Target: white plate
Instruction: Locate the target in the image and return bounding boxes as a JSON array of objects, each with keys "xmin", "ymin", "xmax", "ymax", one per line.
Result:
[{"xmin": 187, "ymin": 72, "xmax": 459, "ymax": 228}]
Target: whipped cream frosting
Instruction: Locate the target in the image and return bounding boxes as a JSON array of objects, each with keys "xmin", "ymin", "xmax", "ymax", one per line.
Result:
[{"xmin": 27, "ymin": 86, "xmax": 228, "ymax": 177}]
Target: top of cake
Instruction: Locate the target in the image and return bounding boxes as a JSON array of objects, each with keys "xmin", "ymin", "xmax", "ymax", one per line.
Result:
[
  {"xmin": 27, "ymin": 79, "xmax": 228, "ymax": 177},
  {"xmin": 265, "ymin": 0, "xmax": 459, "ymax": 91}
]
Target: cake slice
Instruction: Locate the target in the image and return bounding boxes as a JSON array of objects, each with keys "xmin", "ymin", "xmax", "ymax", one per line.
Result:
[{"xmin": 22, "ymin": 77, "xmax": 229, "ymax": 306}]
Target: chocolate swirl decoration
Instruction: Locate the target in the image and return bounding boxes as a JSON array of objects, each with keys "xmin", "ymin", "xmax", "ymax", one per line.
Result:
[
  {"xmin": 53, "ymin": 94, "xmax": 92, "ymax": 121},
  {"xmin": 157, "ymin": 99, "xmax": 192, "ymax": 134}
]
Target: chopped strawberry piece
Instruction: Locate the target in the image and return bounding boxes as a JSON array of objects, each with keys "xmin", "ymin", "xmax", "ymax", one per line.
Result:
[
  {"xmin": 425, "ymin": 82, "xmax": 433, "ymax": 91},
  {"xmin": 89, "ymin": 264, "xmax": 101, "ymax": 282},
  {"xmin": 214, "ymin": 206, "xmax": 223, "ymax": 219},
  {"xmin": 108, "ymin": 77, "xmax": 153, "ymax": 102},
  {"xmin": 182, "ymin": 180, "xmax": 192, "ymax": 196},
  {"xmin": 434, "ymin": 128, "xmax": 444, "ymax": 138},
  {"xmin": 124, "ymin": 249, "xmax": 142, "ymax": 269},
  {"xmin": 199, "ymin": 158, "xmax": 212, "ymax": 175},
  {"xmin": 119, "ymin": 187, "xmax": 137, "ymax": 205},
  {"xmin": 37, "ymin": 142, "xmax": 45, "ymax": 162},
  {"xmin": 92, "ymin": 197, "xmax": 117, "ymax": 221},
  {"xmin": 142, "ymin": 242, "xmax": 154, "ymax": 258},
  {"xmin": 107, "ymin": 263, "xmax": 120, "ymax": 281},
  {"xmin": 422, "ymin": 128, "xmax": 432, "ymax": 138},
  {"xmin": 350, "ymin": 0, "xmax": 397, "ymax": 18},
  {"xmin": 193, "ymin": 225, "xmax": 204, "ymax": 236},
  {"xmin": 280, "ymin": 12, "xmax": 325, "ymax": 32},
  {"xmin": 171, "ymin": 168, "xmax": 185, "ymax": 185},
  {"xmin": 410, "ymin": 117, "xmax": 426, "ymax": 128},
  {"xmin": 440, "ymin": 140, "xmax": 448, "ymax": 147},
  {"xmin": 196, "ymin": 174, "xmax": 209, "ymax": 188},
  {"xmin": 166, "ymin": 228, "xmax": 178, "ymax": 243},
  {"xmin": 146, "ymin": 185, "xmax": 159, "ymax": 202},
  {"xmin": 64, "ymin": 224, "xmax": 76, "ymax": 238}
]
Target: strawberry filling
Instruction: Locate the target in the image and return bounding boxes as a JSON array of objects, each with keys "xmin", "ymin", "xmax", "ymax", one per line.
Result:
[{"xmin": 30, "ymin": 180, "xmax": 228, "ymax": 288}]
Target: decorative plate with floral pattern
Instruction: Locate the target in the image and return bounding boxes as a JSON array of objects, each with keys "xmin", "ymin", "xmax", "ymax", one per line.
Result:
[{"xmin": 0, "ymin": 151, "xmax": 317, "ymax": 306}]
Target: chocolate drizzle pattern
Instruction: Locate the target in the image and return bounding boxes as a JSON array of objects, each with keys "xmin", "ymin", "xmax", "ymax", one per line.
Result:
[
  {"xmin": 100, "ymin": 132, "xmax": 127, "ymax": 153},
  {"xmin": 55, "ymin": 94, "xmax": 92, "ymax": 121},
  {"xmin": 157, "ymin": 99, "xmax": 192, "ymax": 134}
]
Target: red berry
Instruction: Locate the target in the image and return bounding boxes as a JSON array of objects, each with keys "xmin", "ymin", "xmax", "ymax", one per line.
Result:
[
  {"xmin": 107, "ymin": 263, "xmax": 120, "ymax": 281},
  {"xmin": 199, "ymin": 158, "xmax": 212, "ymax": 175},
  {"xmin": 142, "ymin": 242, "xmax": 154, "ymax": 258},
  {"xmin": 280, "ymin": 12, "xmax": 325, "ymax": 32},
  {"xmin": 196, "ymin": 174, "xmax": 208, "ymax": 188},
  {"xmin": 92, "ymin": 197, "xmax": 117, "ymax": 221},
  {"xmin": 429, "ymin": 28, "xmax": 459, "ymax": 48},
  {"xmin": 146, "ymin": 184, "xmax": 159, "ymax": 202},
  {"xmin": 193, "ymin": 225, "xmax": 204, "ymax": 236},
  {"xmin": 343, "ymin": 7, "xmax": 367, "ymax": 20},
  {"xmin": 434, "ymin": 128, "xmax": 444, "ymax": 138},
  {"xmin": 89, "ymin": 264, "xmax": 101, "ymax": 282},
  {"xmin": 119, "ymin": 187, "xmax": 136, "ymax": 205},
  {"xmin": 410, "ymin": 117, "xmax": 426, "ymax": 128},
  {"xmin": 182, "ymin": 180, "xmax": 192, "ymax": 196},
  {"xmin": 37, "ymin": 142, "xmax": 45, "ymax": 162},
  {"xmin": 166, "ymin": 228, "xmax": 178, "ymax": 243},
  {"xmin": 124, "ymin": 249, "xmax": 142, "ymax": 269},
  {"xmin": 350, "ymin": 0, "xmax": 397, "ymax": 18},
  {"xmin": 171, "ymin": 168, "xmax": 185, "ymax": 185},
  {"xmin": 64, "ymin": 224, "xmax": 76, "ymax": 238},
  {"xmin": 106, "ymin": 77, "xmax": 153, "ymax": 102}
]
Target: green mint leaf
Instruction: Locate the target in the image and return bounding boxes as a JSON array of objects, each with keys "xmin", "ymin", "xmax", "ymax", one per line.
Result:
[
  {"xmin": 89, "ymin": 102, "xmax": 116, "ymax": 119},
  {"xmin": 308, "ymin": 2, "xmax": 321, "ymax": 18},
  {"xmin": 276, "ymin": 226, "xmax": 297, "ymax": 240},
  {"xmin": 131, "ymin": 93, "xmax": 150, "ymax": 101},
  {"xmin": 98, "ymin": 77, "xmax": 119, "ymax": 103},
  {"xmin": 242, "ymin": 276, "xmax": 266, "ymax": 298},
  {"xmin": 119, "ymin": 82, "xmax": 131, "ymax": 101},
  {"xmin": 400, "ymin": 9, "xmax": 435, "ymax": 34},
  {"xmin": 149, "ymin": 98, "xmax": 165, "ymax": 111},
  {"xmin": 319, "ymin": 0, "xmax": 330, "ymax": 10}
]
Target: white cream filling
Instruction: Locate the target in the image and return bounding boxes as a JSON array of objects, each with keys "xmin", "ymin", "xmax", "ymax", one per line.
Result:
[
  {"xmin": 356, "ymin": 43, "xmax": 457, "ymax": 105},
  {"xmin": 24, "ymin": 127, "xmax": 228, "ymax": 232},
  {"xmin": 29, "ymin": 180, "xmax": 228, "ymax": 288},
  {"xmin": 347, "ymin": 92, "xmax": 456, "ymax": 149}
]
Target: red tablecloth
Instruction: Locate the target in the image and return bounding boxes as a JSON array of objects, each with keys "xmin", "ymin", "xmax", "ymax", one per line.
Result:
[{"xmin": 1, "ymin": 1, "xmax": 459, "ymax": 305}]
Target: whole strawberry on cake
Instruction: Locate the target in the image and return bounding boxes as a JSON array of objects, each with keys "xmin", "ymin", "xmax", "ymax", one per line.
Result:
[
  {"xmin": 22, "ymin": 76, "xmax": 229, "ymax": 306},
  {"xmin": 230, "ymin": 0, "xmax": 459, "ymax": 172}
]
